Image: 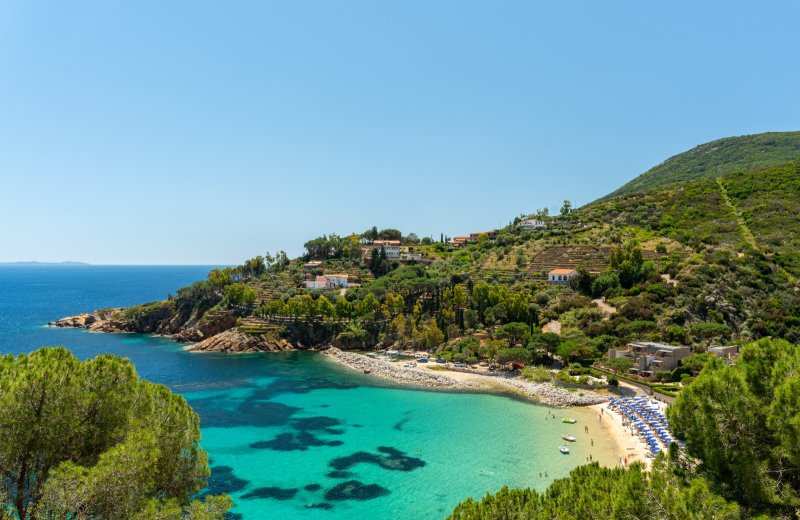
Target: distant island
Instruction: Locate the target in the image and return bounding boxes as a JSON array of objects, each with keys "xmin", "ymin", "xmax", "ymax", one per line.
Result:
[{"xmin": 0, "ymin": 261, "xmax": 90, "ymax": 266}]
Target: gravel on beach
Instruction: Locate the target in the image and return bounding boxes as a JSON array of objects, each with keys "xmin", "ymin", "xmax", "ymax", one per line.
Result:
[{"xmin": 322, "ymin": 347, "xmax": 606, "ymax": 407}]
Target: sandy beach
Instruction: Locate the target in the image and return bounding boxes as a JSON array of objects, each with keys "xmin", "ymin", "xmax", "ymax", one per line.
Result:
[{"xmin": 588, "ymin": 402, "xmax": 652, "ymax": 468}]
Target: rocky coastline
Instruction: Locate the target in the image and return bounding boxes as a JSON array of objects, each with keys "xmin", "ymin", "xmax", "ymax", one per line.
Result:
[
  {"xmin": 51, "ymin": 314, "xmax": 604, "ymax": 406},
  {"xmin": 322, "ymin": 347, "xmax": 606, "ymax": 407},
  {"xmin": 50, "ymin": 310, "xmax": 298, "ymax": 353},
  {"xmin": 185, "ymin": 329, "xmax": 295, "ymax": 353},
  {"xmin": 49, "ymin": 309, "xmax": 135, "ymax": 333}
]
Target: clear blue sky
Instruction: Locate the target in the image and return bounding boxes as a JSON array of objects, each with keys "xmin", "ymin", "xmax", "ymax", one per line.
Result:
[{"xmin": 2, "ymin": 1, "xmax": 798, "ymax": 264}]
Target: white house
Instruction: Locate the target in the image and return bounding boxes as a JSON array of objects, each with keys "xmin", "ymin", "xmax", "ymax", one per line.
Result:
[
  {"xmin": 519, "ymin": 218, "xmax": 547, "ymax": 230},
  {"xmin": 304, "ymin": 276, "xmax": 329, "ymax": 289},
  {"xmin": 304, "ymin": 274, "xmax": 349, "ymax": 290},
  {"xmin": 325, "ymin": 274, "xmax": 349, "ymax": 288},
  {"xmin": 399, "ymin": 252, "xmax": 423, "ymax": 262},
  {"xmin": 372, "ymin": 240, "xmax": 401, "ymax": 259},
  {"xmin": 548, "ymin": 268, "xmax": 577, "ymax": 285}
]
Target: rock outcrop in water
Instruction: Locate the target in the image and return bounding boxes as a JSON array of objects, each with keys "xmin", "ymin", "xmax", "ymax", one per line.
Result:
[
  {"xmin": 50, "ymin": 309, "xmax": 134, "ymax": 333},
  {"xmin": 186, "ymin": 329, "xmax": 295, "ymax": 353},
  {"xmin": 50, "ymin": 308, "xmax": 298, "ymax": 353}
]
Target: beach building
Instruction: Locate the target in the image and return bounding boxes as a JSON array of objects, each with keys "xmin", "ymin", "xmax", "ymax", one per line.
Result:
[
  {"xmin": 707, "ymin": 345, "xmax": 739, "ymax": 359},
  {"xmin": 548, "ymin": 268, "xmax": 578, "ymax": 285},
  {"xmin": 608, "ymin": 341, "xmax": 691, "ymax": 381},
  {"xmin": 518, "ymin": 218, "xmax": 547, "ymax": 230}
]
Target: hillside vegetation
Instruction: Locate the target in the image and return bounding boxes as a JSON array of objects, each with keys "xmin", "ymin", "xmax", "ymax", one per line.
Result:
[
  {"xmin": 598, "ymin": 131, "xmax": 800, "ymax": 201},
  {"xmin": 97, "ymin": 159, "xmax": 800, "ymax": 382}
]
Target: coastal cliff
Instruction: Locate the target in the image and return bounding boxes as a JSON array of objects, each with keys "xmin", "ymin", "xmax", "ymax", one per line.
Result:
[{"xmin": 50, "ymin": 308, "xmax": 298, "ymax": 353}]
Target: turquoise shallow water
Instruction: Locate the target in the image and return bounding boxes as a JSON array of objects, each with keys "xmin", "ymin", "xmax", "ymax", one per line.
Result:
[{"xmin": 0, "ymin": 266, "xmax": 614, "ymax": 519}]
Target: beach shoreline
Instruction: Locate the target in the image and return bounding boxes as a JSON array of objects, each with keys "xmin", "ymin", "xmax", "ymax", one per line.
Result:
[
  {"xmin": 588, "ymin": 402, "xmax": 652, "ymax": 468},
  {"xmin": 321, "ymin": 347, "xmax": 654, "ymax": 469},
  {"xmin": 321, "ymin": 347, "xmax": 606, "ymax": 407}
]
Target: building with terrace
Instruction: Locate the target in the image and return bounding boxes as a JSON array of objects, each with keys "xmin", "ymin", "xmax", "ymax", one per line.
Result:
[{"xmin": 608, "ymin": 341, "xmax": 692, "ymax": 381}]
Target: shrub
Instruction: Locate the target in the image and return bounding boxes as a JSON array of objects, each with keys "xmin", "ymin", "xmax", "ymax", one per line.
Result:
[{"xmin": 521, "ymin": 366, "xmax": 552, "ymax": 383}]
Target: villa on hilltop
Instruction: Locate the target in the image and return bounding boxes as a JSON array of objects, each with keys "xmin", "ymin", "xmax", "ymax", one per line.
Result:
[
  {"xmin": 518, "ymin": 218, "xmax": 547, "ymax": 230},
  {"xmin": 362, "ymin": 240, "xmax": 401, "ymax": 259},
  {"xmin": 448, "ymin": 230, "xmax": 498, "ymax": 247},
  {"xmin": 360, "ymin": 240, "xmax": 429, "ymax": 263}
]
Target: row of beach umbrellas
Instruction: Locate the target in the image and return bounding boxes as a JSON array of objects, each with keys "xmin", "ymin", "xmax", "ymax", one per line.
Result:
[{"xmin": 608, "ymin": 396, "xmax": 682, "ymax": 455}]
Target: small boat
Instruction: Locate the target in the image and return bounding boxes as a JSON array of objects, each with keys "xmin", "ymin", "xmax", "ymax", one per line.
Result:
[
  {"xmin": 559, "ymin": 445, "xmax": 570, "ymax": 454},
  {"xmin": 561, "ymin": 435, "xmax": 576, "ymax": 442},
  {"xmin": 562, "ymin": 418, "xmax": 577, "ymax": 424}
]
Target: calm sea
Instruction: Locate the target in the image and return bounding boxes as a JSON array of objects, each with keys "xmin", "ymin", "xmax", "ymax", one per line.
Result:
[{"xmin": 0, "ymin": 265, "xmax": 607, "ymax": 519}]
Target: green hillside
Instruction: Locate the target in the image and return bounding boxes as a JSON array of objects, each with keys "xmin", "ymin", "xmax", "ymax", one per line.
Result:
[
  {"xmin": 597, "ymin": 131, "xmax": 800, "ymax": 201},
  {"xmin": 111, "ymin": 160, "xmax": 800, "ymax": 365}
]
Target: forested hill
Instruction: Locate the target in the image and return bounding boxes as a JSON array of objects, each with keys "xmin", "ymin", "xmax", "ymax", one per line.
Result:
[{"xmin": 595, "ymin": 131, "xmax": 800, "ymax": 202}]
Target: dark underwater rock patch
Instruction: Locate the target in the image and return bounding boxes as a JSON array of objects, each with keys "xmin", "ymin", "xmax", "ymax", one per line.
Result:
[
  {"xmin": 241, "ymin": 486, "xmax": 298, "ymax": 500},
  {"xmin": 236, "ymin": 401, "xmax": 302, "ymax": 427},
  {"xmin": 393, "ymin": 417, "xmax": 409, "ymax": 431},
  {"xmin": 328, "ymin": 446, "xmax": 425, "ymax": 472},
  {"xmin": 324, "ymin": 480, "xmax": 390, "ymax": 502},
  {"xmin": 290, "ymin": 416, "xmax": 344, "ymax": 434},
  {"xmin": 194, "ymin": 399, "xmax": 299, "ymax": 428},
  {"xmin": 225, "ymin": 512, "xmax": 243, "ymax": 520},
  {"xmin": 304, "ymin": 483, "xmax": 322, "ymax": 492},
  {"xmin": 326, "ymin": 470, "xmax": 355, "ymax": 479},
  {"xmin": 306, "ymin": 502, "xmax": 333, "ymax": 510},
  {"xmin": 206, "ymin": 465, "xmax": 249, "ymax": 494},
  {"xmin": 250, "ymin": 431, "xmax": 343, "ymax": 452},
  {"xmin": 250, "ymin": 378, "xmax": 358, "ymax": 401}
]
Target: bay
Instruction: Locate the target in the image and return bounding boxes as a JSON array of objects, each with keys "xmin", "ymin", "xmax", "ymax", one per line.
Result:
[{"xmin": 0, "ymin": 266, "xmax": 611, "ymax": 519}]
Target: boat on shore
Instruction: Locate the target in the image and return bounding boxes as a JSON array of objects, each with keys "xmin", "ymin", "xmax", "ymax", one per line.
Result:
[
  {"xmin": 559, "ymin": 445, "xmax": 570, "ymax": 454},
  {"xmin": 561, "ymin": 434, "xmax": 576, "ymax": 442},
  {"xmin": 562, "ymin": 418, "xmax": 577, "ymax": 424}
]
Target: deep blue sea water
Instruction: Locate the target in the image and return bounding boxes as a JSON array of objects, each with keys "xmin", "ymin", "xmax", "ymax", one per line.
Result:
[{"xmin": 0, "ymin": 266, "xmax": 613, "ymax": 519}]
